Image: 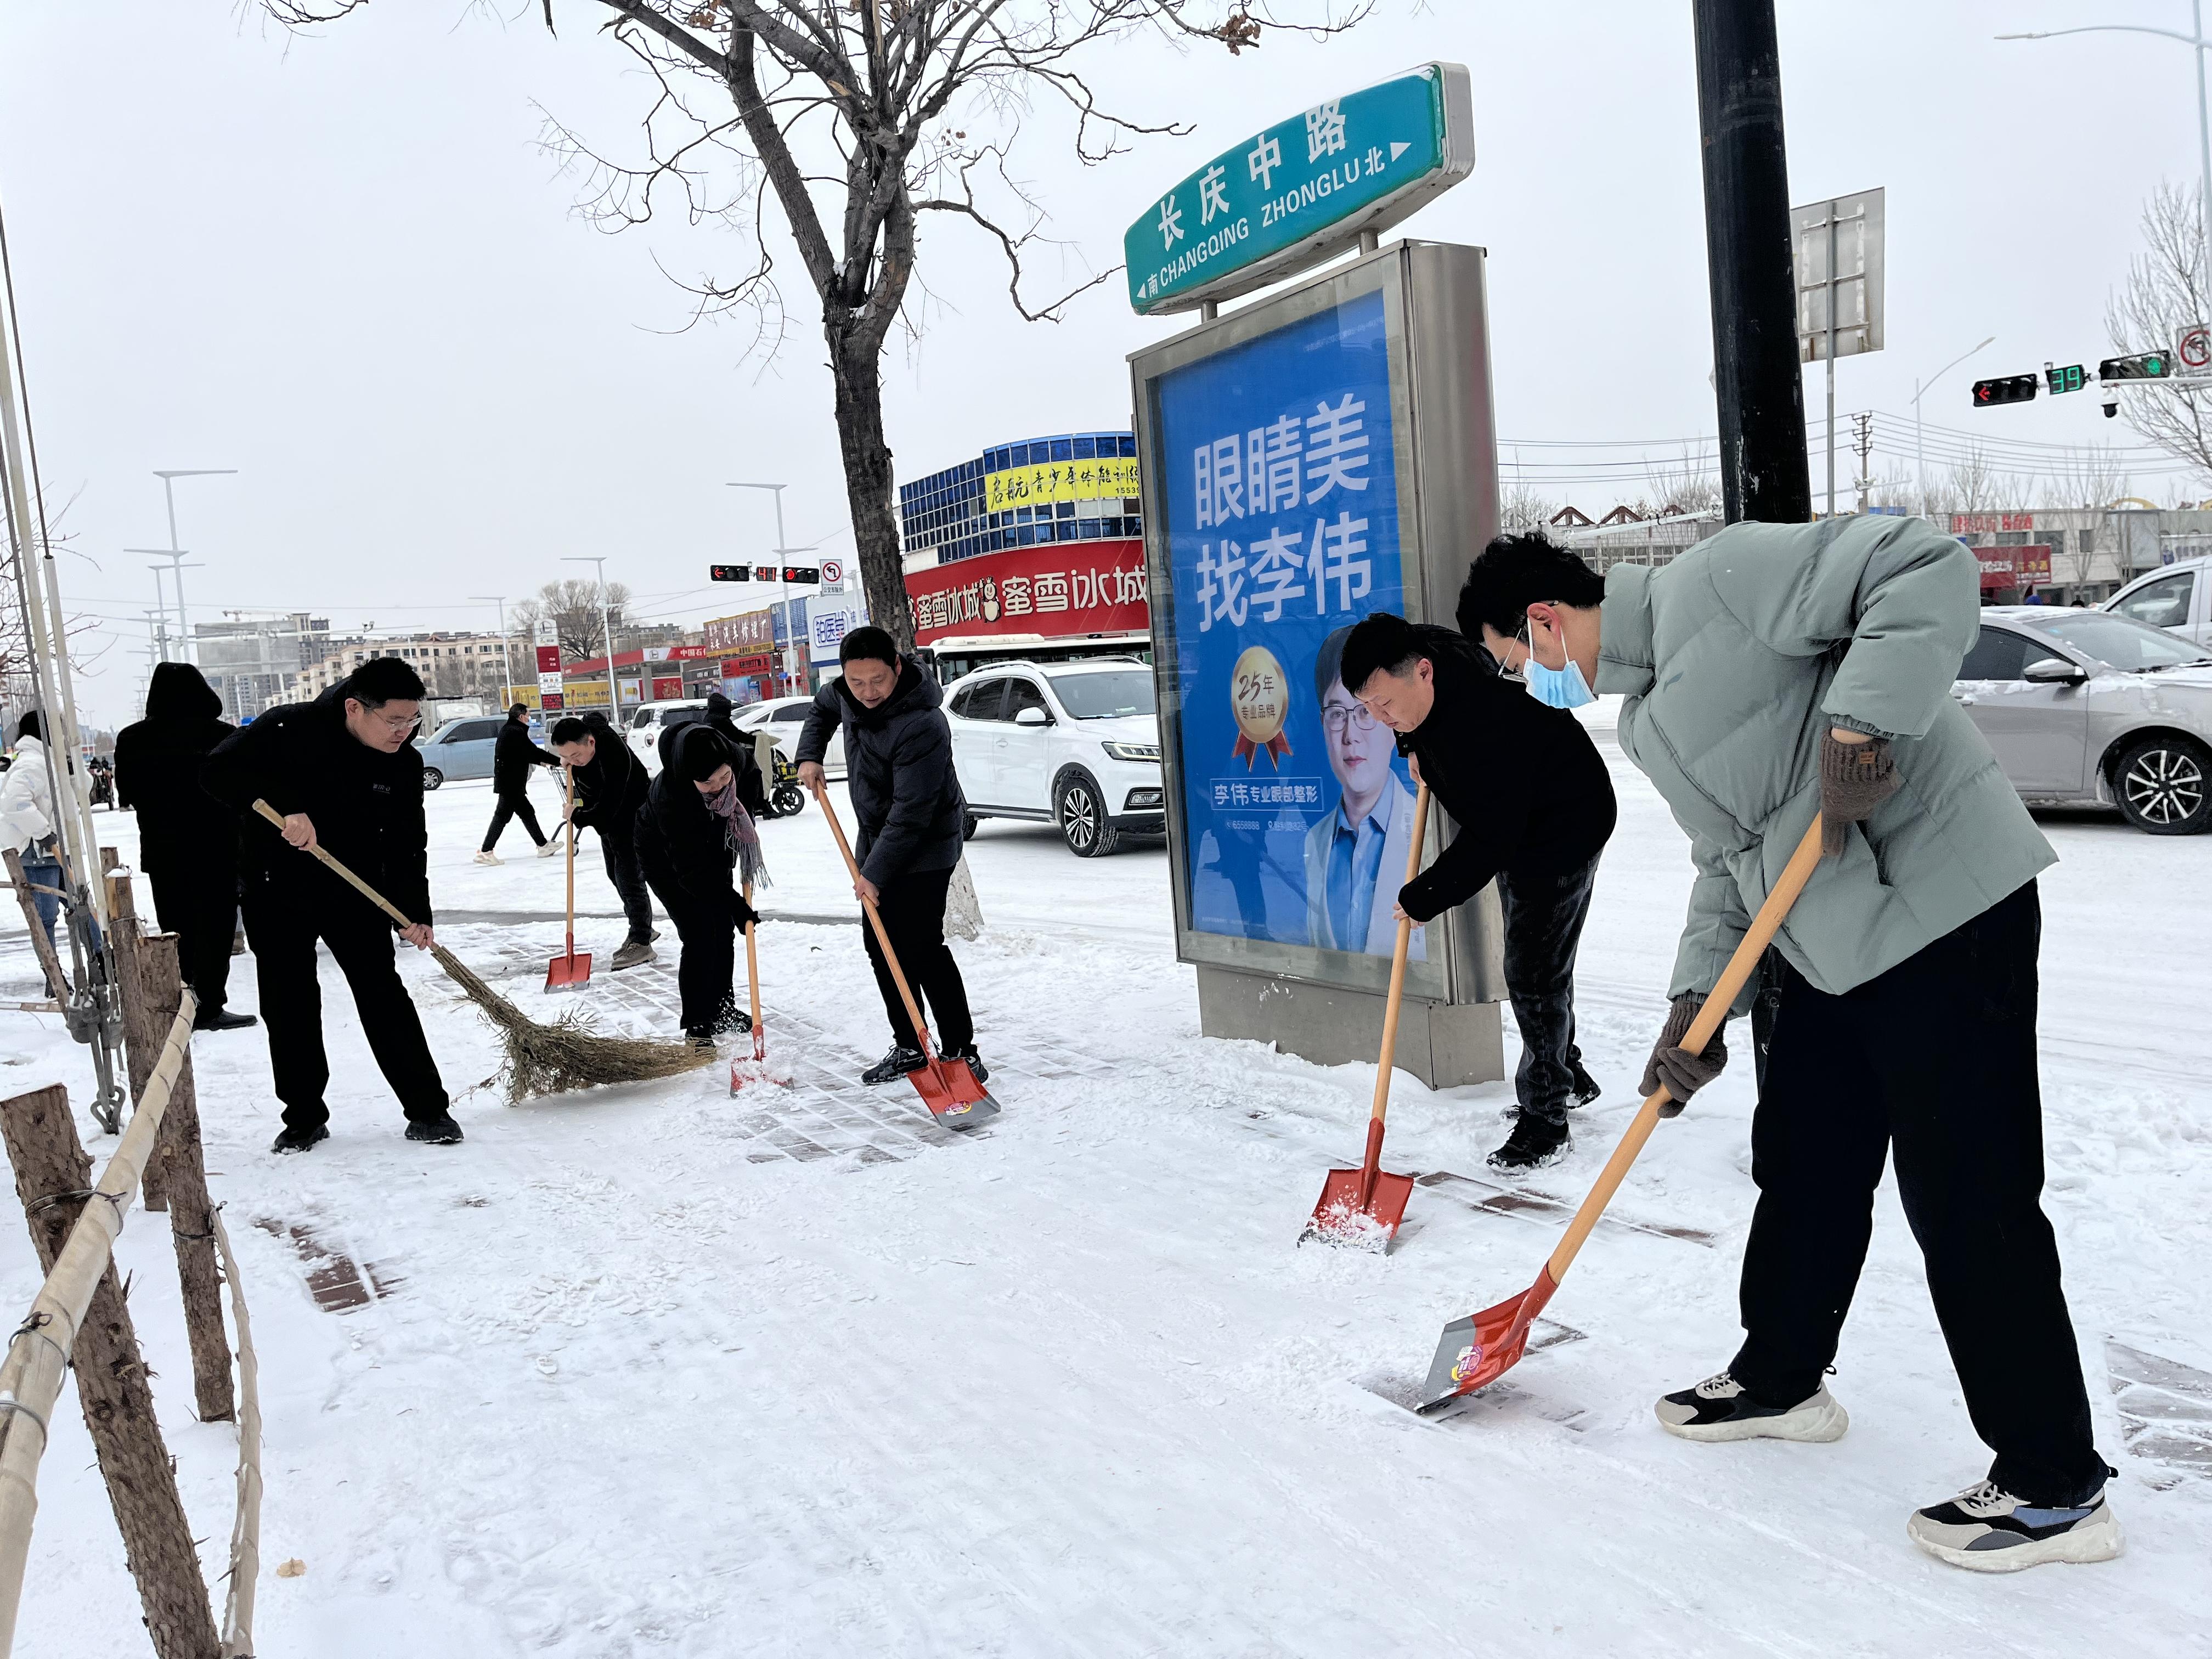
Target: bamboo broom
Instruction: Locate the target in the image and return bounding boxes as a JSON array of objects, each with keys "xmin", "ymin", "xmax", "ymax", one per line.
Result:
[{"xmin": 251, "ymin": 801, "xmax": 710, "ymax": 1101}]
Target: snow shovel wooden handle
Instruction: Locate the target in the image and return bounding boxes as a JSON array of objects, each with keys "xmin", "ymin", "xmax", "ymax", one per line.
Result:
[
  {"xmin": 1366, "ymin": 782, "xmax": 1432, "ymax": 1137},
  {"xmin": 251, "ymin": 799, "xmax": 417, "ymax": 931},
  {"xmin": 1542, "ymin": 814, "xmax": 1825, "ymax": 1286},
  {"xmin": 742, "ymin": 878, "xmax": 764, "ymax": 1062},
  {"xmin": 563, "ymin": 767, "xmax": 578, "ymax": 956},
  {"xmin": 810, "ymin": 782, "xmax": 938, "ymax": 1062}
]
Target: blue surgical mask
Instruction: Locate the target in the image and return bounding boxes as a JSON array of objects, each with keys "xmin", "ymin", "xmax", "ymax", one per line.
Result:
[{"xmin": 1526, "ymin": 656, "xmax": 1596, "ymax": 709}]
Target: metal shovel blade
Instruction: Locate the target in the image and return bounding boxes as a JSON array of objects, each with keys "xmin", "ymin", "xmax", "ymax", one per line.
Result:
[
  {"xmin": 545, "ymin": 950, "xmax": 592, "ymax": 992},
  {"xmin": 1414, "ymin": 1268, "xmax": 1562, "ymax": 1413},
  {"xmin": 909, "ymin": 1056, "xmax": 1000, "ymax": 1127},
  {"xmin": 729, "ymin": 1058, "xmax": 793, "ymax": 1096},
  {"xmin": 1301, "ymin": 1165, "xmax": 1416, "ymax": 1249}
]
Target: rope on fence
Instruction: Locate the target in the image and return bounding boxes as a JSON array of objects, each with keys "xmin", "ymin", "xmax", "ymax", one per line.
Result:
[
  {"xmin": 210, "ymin": 1208, "xmax": 261, "ymax": 1659},
  {"xmin": 0, "ymin": 990, "xmax": 196, "ymax": 1657}
]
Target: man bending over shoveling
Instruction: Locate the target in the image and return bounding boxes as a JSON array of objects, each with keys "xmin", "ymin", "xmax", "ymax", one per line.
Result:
[
  {"xmin": 202, "ymin": 657, "xmax": 461, "ymax": 1154},
  {"xmin": 1457, "ymin": 522, "xmax": 2118, "ymax": 1573},
  {"xmin": 1338, "ymin": 591, "xmax": 1618, "ymax": 1172},
  {"xmin": 794, "ymin": 627, "xmax": 984, "ymax": 1089}
]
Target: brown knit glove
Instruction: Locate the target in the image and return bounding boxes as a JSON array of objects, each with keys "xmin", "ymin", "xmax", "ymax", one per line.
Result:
[
  {"xmin": 1640, "ymin": 993, "xmax": 1726, "ymax": 1118},
  {"xmin": 1818, "ymin": 732, "xmax": 1899, "ymax": 858}
]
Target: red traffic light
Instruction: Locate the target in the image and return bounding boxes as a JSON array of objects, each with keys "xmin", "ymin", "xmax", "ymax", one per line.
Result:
[
  {"xmin": 709, "ymin": 564, "xmax": 752, "ymax": 582},
  {"xmin": 1971, "ymin": 375, "xmax": 2038, "ymax": 408},
  {"xmin": 780, "ymin": 566, "xmax": 821, "ymax": 585}
]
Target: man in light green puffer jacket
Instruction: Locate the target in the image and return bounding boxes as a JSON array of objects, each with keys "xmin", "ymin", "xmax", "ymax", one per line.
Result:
[{"xmin": 1459, "ymin": 519, "xmax": 2119, "ymax": 1574}]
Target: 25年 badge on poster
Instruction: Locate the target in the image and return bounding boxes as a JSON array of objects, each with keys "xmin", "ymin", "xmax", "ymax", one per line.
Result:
[{"xmin": 1230, "ymin": 645, "xmax": 1295, "ymax": 769}]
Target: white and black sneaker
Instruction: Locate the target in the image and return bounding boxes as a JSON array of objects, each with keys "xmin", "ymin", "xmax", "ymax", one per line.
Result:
[
  {"xmin": 1907, "ymin": 1480, "xmax": 2123, "ymax": 1573},
  {"xmin": 1654, "ymin": 1370, "xmax": 1850, "ymax": 1443},
  {"xmin": 861, "ymin": 1045, "xmax": 927, "ymax": 1087}
]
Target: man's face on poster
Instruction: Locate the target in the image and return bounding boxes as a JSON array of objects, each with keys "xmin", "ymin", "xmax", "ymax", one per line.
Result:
[{"xmin": 1322, "ymin": 677, "xmax": 1395, "ymax": 813}]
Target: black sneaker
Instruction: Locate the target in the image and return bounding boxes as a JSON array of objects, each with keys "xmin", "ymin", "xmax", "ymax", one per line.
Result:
[
  {"xmin": 861, "ymin": 1045, "xmax": 927, "ymax": 1087},
  {"xmin": 270, "ymin": 1123, "xmax": 329, "ymax": 1155},
  {"xmin": 1655, "ymin": 1370, "xmax": 1850, "ymax": 1443},
  {"xmin": 944, "ymin": 1044, "xmax": 990, "ymax": 1086},
  {"xmin": 404, "ymin": 1114, "xmax": 465, "ymax": 1146},
  {"xmin": 194, "ymin": 1007, "xmax": 258, "ymax": 1032},
  {"xmin": 712, "ymin": 1005, "xmax": 754, "ymax": 1037},
  {"xmin": 684, "ymin": 1026, "xmax": 716, "ymax": 1053},
  {"xmin": 1569, "ymin": 1062, "xmax": 1602, "ymax": 1108},
  {"xmin": 1906, "ymin": 1479, "xmax": 2123, "ymax": 1572},
  {"xmin": 1487, "ymin": 1113, "xmax": 1571, "ymax": 1172}
]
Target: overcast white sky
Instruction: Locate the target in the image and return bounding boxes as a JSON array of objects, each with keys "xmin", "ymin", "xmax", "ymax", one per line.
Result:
[{"xmin": 2, "ymin": 1, "xmax": 2204, "ymax": 727}]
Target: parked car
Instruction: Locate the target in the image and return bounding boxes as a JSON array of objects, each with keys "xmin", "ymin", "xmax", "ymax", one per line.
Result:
[
  {"xmin": 2103, "ymin": 556, "xmax": 2212, "ymax": 648},
  {"xmin": 624, "ymin": 699, "xmax": 711, "ymax": 771},
  {"xmin": 1953, "ymin": 606, "xmax": 2212, "ymax": 833},
  {"xmin": 944, "ymin": 659, "xmax": 1164, "ymax": 856},
  {"xmin": 732, "ymin": 695, "xmax": 845, "ymax": 779},
  {"xmin": 414, "ymin": 715, "xmax": 512, "ymax": 789}
]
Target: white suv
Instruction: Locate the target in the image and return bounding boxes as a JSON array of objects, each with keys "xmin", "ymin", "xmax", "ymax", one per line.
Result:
[{"xmin": 945, "ymin": 660, "xmax": 1164, "ymax": 856}]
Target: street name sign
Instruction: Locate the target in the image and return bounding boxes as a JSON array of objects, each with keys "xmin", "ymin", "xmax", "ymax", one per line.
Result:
[{"xmin": 1124, "ymin": 63, "xmax": 1473, "ymax": 317}]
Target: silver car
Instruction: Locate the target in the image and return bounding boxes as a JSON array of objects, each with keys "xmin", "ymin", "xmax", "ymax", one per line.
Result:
[{"xmin": 1953, "ymin": 606, "xmax": 2212, "ymax": 834}]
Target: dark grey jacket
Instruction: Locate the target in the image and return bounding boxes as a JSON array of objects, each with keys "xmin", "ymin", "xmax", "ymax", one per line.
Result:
[{"xmin": 796, "ymin": 658, "xmax": 966, "ymax": 884}]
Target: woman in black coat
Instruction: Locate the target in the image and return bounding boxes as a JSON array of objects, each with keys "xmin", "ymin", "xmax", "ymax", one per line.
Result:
[{"xmin": 634, "ymin": 723, "xmax": 769, "ymax": 1046}]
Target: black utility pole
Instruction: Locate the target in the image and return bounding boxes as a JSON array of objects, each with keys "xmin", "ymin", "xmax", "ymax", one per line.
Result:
[{"xmin": 1692, "ymin": 0, "xmax": 1811, "ymax": 524}]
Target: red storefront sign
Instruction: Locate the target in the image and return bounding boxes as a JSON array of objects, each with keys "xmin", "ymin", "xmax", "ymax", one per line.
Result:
[
  {"xmin": 904, "ymin": 538, "xmax": 1148, "ymax": 646},
  {"xmin": 1953, "ymin": 512, "xmax": 2036, "ymax": 535},
  {"xmin": 1973, "ymin": 545, "xmax": 2052, "ymax": 591},
  {"xmin": 2016, "ymin": 544, "xmax": 2052, "ymax": 583},
  {"xmin": 651, "ymin": 676, "xmax": 684, "ymax": 701}
]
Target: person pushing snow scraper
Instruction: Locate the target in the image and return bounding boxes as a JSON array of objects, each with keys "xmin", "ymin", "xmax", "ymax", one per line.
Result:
[
  {"xmin": 550, "ymin": 711, "xmax": 657, "ymax": 970},
  {"xmin": 1336, "ymin": 594, "xmax": 1616, "ymax": 1174},
  {"xmin": 1457, "ymin": 519, "xmax": 2120, "ymax": 1573},
  {"xmin": 795, "ymin": 626, "xmax": 986, "ymax": 1090}
]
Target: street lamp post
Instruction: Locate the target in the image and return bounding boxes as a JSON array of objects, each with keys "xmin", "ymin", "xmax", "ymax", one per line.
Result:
[
  {"xmin": 2000, "ymin": 6, "xmax": 2212, "ymax": 300},
  {"xmin": 127, "ymin": 468, "xmax": 235, "ymax": 662},
  {"xmin": 470, "ymin": 595, "xmax": 515, "ymax": 705},
  {"xmin": 1912, "ymin": 335, "xmax": 1997, "ymax": 508},
  {"xmin": 562, "ymin": 557, "xmax": 620, "ymax": 716}
]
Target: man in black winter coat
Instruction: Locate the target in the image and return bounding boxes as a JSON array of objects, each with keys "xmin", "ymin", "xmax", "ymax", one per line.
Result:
[
  {"xmin": 476, "ymin": 703, "xmax": 561, "ymax": 863},
  {"xmin": 794, "ymin": 626, "xmax": 981, "ymax": 1086},
  {"xmin": 113, "ymin": 662, "xmax": 256, "ymax": 1031},
  {"xmin": 201, "ymin": 657, "xmax": 461, "ymax": 1154},
  {"xmin": 549, "ymin": 712, "xmax": 657, "ymax": 970},
  {"xmin": 634, "ymin": 723, "xmax": 768, "ymax": 1045},
  {"xmin": 1341, "ymin": 601, "xmax": 1618, "ymax": 1172}
]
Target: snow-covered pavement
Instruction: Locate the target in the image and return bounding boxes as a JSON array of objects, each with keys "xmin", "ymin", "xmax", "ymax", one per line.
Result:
[{"xmin": 4, "ymin": 709, "xmax": 2210, "ymax": 1656}]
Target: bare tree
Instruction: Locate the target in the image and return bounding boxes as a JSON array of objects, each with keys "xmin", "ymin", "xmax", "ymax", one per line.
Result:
[
  {"xmin": 514, "ymin": 577, "xmax": 635, "ymax": 661},
  {"xmin": 1922, "ymin": 447, "xmax": 2030, "ymax": 518},
  {"xmin": 2107, "ymin": 180, "xmax": 2212, "ymax": 486},
  {"xmin": 1497, "ymin": 478, "xmax": 1558, "ymax": 532},
  {"xmin": 2037, "ymin": 444, "xmax": 2131, "ymax": 589},
  {"xmin": 1644, "ymin": 445, "xmax": 1721, "ymax": 518},
  {"xmin": 269, "ymin": 0, "xmax": 1361, "ymax": 651}
]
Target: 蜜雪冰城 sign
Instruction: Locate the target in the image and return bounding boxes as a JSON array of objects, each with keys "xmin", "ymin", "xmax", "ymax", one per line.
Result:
[{"xmin": 1124, "ymin": 64, "xmax": 1472, "ymax": 316}]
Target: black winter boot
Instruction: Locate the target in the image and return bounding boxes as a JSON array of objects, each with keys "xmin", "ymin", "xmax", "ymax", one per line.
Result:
[
  {"xmin": 1487, "ymin": 1113, "xmax": 1571, "ymax": 1172},
  {"xmin": 861, "ymin": 1045, "xmax": 927, "ymax": 1087}
]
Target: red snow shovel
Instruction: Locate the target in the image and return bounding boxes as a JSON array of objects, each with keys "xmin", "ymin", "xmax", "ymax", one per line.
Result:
[
  {"xmin": 1303, "ymin": 782, "xmax": 1430, "ymax": 1249},
  {"xmin": 546, "ymin": 768, "xmax": 591, "ymax": 991},
  {"xmin": 1413, "ymin": 814, "xmax": 1826, "ymax": 1412},
  {"xmin": 813, "ymin": 783, "xmax": 998, "ymax": 1126}
]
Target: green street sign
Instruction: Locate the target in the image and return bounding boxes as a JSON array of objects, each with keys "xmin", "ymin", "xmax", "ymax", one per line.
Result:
[{"xmin": 1125, "ymin": 64, "xmax": 1474, "ymax": 317}]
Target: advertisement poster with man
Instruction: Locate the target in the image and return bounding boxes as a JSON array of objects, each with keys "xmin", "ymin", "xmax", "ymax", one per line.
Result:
[{"xmin": 1158, "ymin": 288, "xmax": 1424, "ymax": 960}]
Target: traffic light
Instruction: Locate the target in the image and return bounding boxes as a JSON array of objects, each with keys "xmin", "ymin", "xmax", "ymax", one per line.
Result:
[
  {"xmin": 1971, "ymin": 375, "xmax": 2038, "ymax": 408},
  {"xmin": 2100, "ymin": 352, "xmax": 2172, "ymax": 381},
  {"xmin": 2045, "ymin": 364, "xmax": 2087, "ymax": 396},
  {"xmin": 709, "ymin": 564, "xmax": 752, "ymax": 582},
  {"xmin": 780, "ymin": 566, "xmax": 820, "ymax": 585}
]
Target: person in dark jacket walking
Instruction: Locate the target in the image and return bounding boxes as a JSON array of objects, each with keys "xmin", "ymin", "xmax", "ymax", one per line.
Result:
[
  {"xmin": 794, "ymin": 627, "xmax": 981, "ymax": 1086},
  {"xmin": 549, "ymin": 712, "xmax": 658, "ymax": 970},
  {"xmin": 475, "ymin": 703, "xmax": 561, "ymax": 864},
  {"xmin": 634, "ymin": 723, "xmax": 768, "ymax": 1046},
  {"xmin": 201, "ymin": 658, "xmax": 461, "ymax": 1154},
  {"xmin": 1340, "ymin": 594, "xmax": 1617, "ymax": 1172},
  {"xmin": 112, "ymin": 662, "xmax": 256, "ymax": 1031}
]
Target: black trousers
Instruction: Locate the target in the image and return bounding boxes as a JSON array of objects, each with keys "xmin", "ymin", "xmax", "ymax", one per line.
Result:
[
  {"xmin": 481, "ymin": 789, "xmax": 546, "ymax": 852},
  {"xmin": 148, "ymin": 861, "xmax": 237, "ymax": 1014},
  {"xmin": 241, "ymin": 874, "xmax": 449, "ymax": 1133},
  {"xmin": 1497, "ymin": 854, "xmax": 1600, "ymax": 1127},
  {"xmin": 1730, "ymin": 881, "xmax": 2107, "ymax": 1506},
  {"xmin": 864, "ymin": 866, "xmax": 972, "ymax": 1052},
  {"xmin": 600, "ymin": 831, "xmax": 655, "ymax": 944},
  {"xmin": 657, "ymin": 888, "xmax": 740, "ymax": 1032}
]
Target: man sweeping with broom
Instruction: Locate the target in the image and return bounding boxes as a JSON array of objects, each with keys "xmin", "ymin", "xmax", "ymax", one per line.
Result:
[
  {"xmin": 1456, "ymin": 520, "xmax": 2119, "ymax": 1573},
  {"xmin": 203, "ymin": 657, "xmax": 462, "ymax": 1153}
]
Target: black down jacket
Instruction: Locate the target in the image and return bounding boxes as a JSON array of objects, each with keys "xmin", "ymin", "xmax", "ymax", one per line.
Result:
[
  {"xmin": 493, "ymin": 709, "xmax": 560, "ymax": 794},
  {"xmin": 113, "ymin": 662, "xmax": 238, "ymax": 875},
  {"xmin": 795, "ymin": 657, "xmax": 964, "ymax": 885},
  {"xmin": 634, "ymin": 723, "xmax": 764, "ymax": 922}
]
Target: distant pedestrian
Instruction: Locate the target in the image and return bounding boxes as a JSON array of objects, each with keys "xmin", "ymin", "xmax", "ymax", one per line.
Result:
[
  {"xmin": 476, "ymin": 702, "xmax": 561, "ymax": 864},
  {"xmin": 549, "ymin": 710, "xmax": 657, "ymax": 971},
  {"xmin": 634, "ymin": 723, "xmax": 769, "ymax": 1047},
  {"xmin": 202, "ymin": 658, "xmax": 461, "ymax": 1154},
  {"xmin": 0, "ymin": 710, "xmax": 65, "ymax": 956},
  {"xmin": 113, "ymin": 662, "xmax": 256, "ymax": 1031},
  {"xmin": 795, "ymin": 627, "xmax": 982, "ymax": 1087}
]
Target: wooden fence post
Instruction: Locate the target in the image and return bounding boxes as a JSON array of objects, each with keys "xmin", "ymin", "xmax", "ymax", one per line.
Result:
[
  {"xmin": 136, "ymin": 933, "xmax": 233, "ymax": 1424},
  {"xmin": 0, "ymin": 1085, "xmax": 219, "ymax": 1659},
  {"xmin": 108, "ymin": 869, "xmax": 169, "ymax": 1215}
]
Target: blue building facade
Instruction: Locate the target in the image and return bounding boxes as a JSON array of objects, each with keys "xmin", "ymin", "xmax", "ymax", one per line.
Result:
[{"xmin": 898, "ymin": 431, "xmax": 1142, "ymax": 565}]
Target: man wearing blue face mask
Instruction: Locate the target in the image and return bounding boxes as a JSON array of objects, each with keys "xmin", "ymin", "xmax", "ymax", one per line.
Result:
[
  {"xmin": 1339, "ymin": 601, "xmax": 1616, "ymax": 1171},
  {"xmin": 1457, "ymin": 522, "xmax": 2118, "ymax": 1575}
]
